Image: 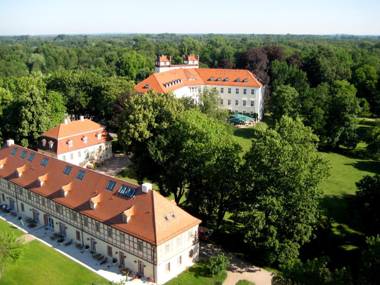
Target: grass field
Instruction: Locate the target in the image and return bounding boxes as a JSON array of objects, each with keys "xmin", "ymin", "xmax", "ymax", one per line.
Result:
[
  {"xmin": 0, "ymin": 220, "xmax": 107, "ymax": 285},
  {"xmin": 164, "ymin": 263, "xmax": 227, "ymax": 285}
]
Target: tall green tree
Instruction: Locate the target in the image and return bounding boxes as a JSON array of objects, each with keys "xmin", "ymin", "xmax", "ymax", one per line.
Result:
[
  {"xmin": 270, "ymin": 85, "xmax": 300, "ymax": 122},
  {"xmin": 355, "ymin": 175, "xmax": 380, "ymax": 234},
  {"xmin": 235, "ymin": 117, "xmax": 329, "ymax": 265}
]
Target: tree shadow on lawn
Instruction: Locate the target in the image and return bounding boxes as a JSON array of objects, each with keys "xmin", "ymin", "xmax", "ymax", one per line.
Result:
[
  {"xmin": 233, "ymin": 128, "xmax": 256, "ymax": 140},
  {"xmin": 348, "ymin": 160, "xmax": 380, "ymax": 175},
  {"xmin": 320, "ymin": 194, "xmax": 356, "ymax": 226}
]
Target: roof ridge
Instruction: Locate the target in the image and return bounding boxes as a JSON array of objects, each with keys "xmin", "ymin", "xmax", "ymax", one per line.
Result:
[{"xmin": 151, "ymin": 190, "xmax": 158, "ymax": 244}]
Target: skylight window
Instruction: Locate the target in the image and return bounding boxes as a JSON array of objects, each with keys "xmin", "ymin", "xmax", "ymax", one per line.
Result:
[
  {"xmin": 76, "ymin": 170, "xmax": 85, "ymax": 181},
  {"xmin": 106, "ymin": 180, "xmax": 116, "ymax": 191},
  {"xmin": 20, "ymin": 150, "xmax": 27, "ymax": 159},
  {"xmin": 40, "ymin": 158, "xmax": 49, "ymax": 167},
  {"xmin": 63, "ymin": 165, "xmax": 72, "ymax": 175},
  {"xmin": 11, "ymin": 148, "xmax": 18, "ymax": 156},
  {"xmin": 28, "ymin": 152, "xmax": 36, "ymax": 162}
]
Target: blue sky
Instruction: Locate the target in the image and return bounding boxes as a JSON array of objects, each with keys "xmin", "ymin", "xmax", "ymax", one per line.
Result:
[{"xmin": 0, "ymin": 0, "xmax": 379, "ymax": 35}]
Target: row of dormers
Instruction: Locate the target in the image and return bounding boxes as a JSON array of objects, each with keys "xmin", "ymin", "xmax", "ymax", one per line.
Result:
[
  {"xmin": 207, "ymin": 77, "xmax": 248, "ymax": 83},
  {"xmin": 163, "ymin": 79, "xmax": 182, "ymax": 88}
]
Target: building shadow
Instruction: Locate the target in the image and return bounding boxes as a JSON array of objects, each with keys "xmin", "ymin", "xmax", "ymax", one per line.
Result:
[{"xmin": 348, "ymin": 160, "xmax": 380, "ymax": 175}]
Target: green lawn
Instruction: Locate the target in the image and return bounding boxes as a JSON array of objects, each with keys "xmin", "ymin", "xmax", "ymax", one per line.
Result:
[
  {"xmin": 0, "ymin": 221, "xmax": 107, "ymax": 285},
  {"xmin": 235, "ymin": 280, "xmax": 256, "ymax": 285},
  {"xmin": 164, "ymin": 263, "xmax": 227, "ymax": 285}
]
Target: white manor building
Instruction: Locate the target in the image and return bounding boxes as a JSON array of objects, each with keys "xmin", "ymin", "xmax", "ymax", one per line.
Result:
[
  {"xmin": 135, "ymin": 55, "xmax": 264, "ymax": 120},
  {"xmin": 0, "ymin": 140, "xmax": 201, "ymax": 284},
  {"xmin": 38, "ymin": 117, "xmax": 112, "ymax": 167}
]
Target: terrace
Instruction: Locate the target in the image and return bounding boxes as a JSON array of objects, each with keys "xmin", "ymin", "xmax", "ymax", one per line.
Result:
[{"xmin": 0, "ymin": 207, "xmax": 155, "ymax": 285}]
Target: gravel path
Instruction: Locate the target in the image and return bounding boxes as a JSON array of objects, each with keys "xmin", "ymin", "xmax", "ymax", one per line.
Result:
[
  {"xmin": 200, "ymin": 243, "xmax": 273, "ymax": 285},
  {"xmin": 95, "ymin": 153, "xmax": 130, "ymax": 177}
]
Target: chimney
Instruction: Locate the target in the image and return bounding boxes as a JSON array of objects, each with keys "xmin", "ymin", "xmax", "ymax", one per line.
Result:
[
  {"xmin": 79, "ymin": 115, "xmax": 85, "ymax": 121},
  {"xmin": 6, "ymin": 139, "xmax": 14, "ymax": 147},
  {"xmin": 142, "ymin": 183, "xmax": 152, "ymax": 193},
  {"xmin": 64, "ymin": 118, "xmax": 69, "ymax": 125}
]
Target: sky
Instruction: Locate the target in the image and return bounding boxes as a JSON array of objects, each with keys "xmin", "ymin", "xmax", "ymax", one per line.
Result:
[{"xmin": 0, "ymin": 0, "xmax": 379, "ymax": 36}]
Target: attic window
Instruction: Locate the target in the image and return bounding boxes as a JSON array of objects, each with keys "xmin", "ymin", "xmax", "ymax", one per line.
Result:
[
  {"xmin": 143, "ymin": 84, "xmax": 150, "ymax": 89},
  {"xmin": 28, "ymin": 152, "xmax": 36, "ymax": 162},
  {"xmin": 40, "ymin": 158, "xmax": 49, "ymax": 167},
  {"xmin": 223, "ymin": 77, "xmax": 229, "ymax": 82},
  {"xmin": 67, "ymin": 140, "xmax": 73, "ymax": 147},
  {"xmin": 96, "ymin": 133, "xmax": 102, "ymax": 140},
  {"xmin": 235, "ymin": 78, "xmax": 241, "ymax": 82},
  {"xmin": 76, "ymin": 170, "xmax": 85, "ymax": 181},
  {"xmin": 63, "ymin": 166, "xmax": 72, "ymax": 175},
  {"xmin": 48, "ymin": 140, "xmax": 54, "ymax": 149},
  {"xmin": 82, "ymin": 136, "xmax": 88, "ymax": 144},
  {"xmin": 42, "ymin": 139, "xmax": 47, "ymax": 147},
  {"xmin": 106, "ymin": 180, "xmax": 116, "ymax": 191},
  {"xmin": 242, "ymin": 78, "xmax": 248, "ymax": 82},
  {"xmin": 20, "ymin": 150, "xmax": 27, "ymax": 159},
  {"xmin": 11, "ymin": 148, "xmax": 18, "ymax": 156}
]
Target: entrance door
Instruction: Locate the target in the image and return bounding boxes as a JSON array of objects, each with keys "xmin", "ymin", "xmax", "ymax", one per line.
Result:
[
  {"xmin": 9, "ymin": 198, "xmax": 15, "ymax": 211},
  {"xmin": 47, "ymin": 216, "xmax": 54, "ymax": 230},
  {"xmin": 119, "ymin": 252, "xmax": 125, "ymax": 268},
  {"xmin": 138, "ymin": 260, "xmax": 144, "ymax": 276},
  {"xmin": 90, "ymin": 238, "xmax": 96, "ymax": 252},
  {"xmin": 33, "ymin": 210, "xmax": 40, "ymax": 223},
  {"xmin": 59, "ymin": 223, "xmax": 66, "ymax": 237}
]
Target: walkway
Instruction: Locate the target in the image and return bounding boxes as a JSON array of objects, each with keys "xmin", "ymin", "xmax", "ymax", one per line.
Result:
[
  {"xmin": 95, "ymin": 153, "xmax": 130, "ymax": 177},
  {"xmin": 200, "ymin": 243, "xmax": 273, "ymax": 285},
  {"xmin": 0, "ymin": 211, "xmax": 153, "ymax": 285}
]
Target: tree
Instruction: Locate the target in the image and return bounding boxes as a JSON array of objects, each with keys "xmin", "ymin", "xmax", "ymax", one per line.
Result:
[
  {"xmin": 205, "ymin": 253, "xmax": 230, "ymax": 276},
  {"xmin": 0, "ymin": 232, "xmax": 23, "ymax": 278},
  {"xmin": 367, "ymin": 127, "xmax": 380, "ymax": 159},
  {"xmin": 235, "ymin": 117, "xmax": 329, "ymax": 265},
  {"xmin": 115, "ymin": 50, "xmax": 153, "ymax": 81},
  {"xmin": 324, "ymin": 80, "xmax": 359, "ymax": 149},
  {"xmin": 358, "ymin": 235, "xmax": 380, "ymax": 285},
  {"xmin": 1, "ymin": 75, "xmax": 66, "ymax": 147},
  {"xmin": 199, "ymin": 88, "xmax": 229, "ymax": 122},
  {"xmin": 273, "ymin": 257, "xmax": 352, "ymax": 285},
  {"xmin": 270, "ymin": 85, "xmax": 300, "ymax": 122},
  {"xmin": 352, "ymin": 64, "xmax": 379, "ymax": 115},
  {"xmin": 117, "ymin": 92, "xmax": 185, "ymax": 201},
  {"xmin": 355, "ymin": 175, "xmax": 380, "ymax": 234}
]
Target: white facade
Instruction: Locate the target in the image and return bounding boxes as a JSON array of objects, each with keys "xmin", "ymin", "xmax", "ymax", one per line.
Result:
[
  {"xmin": 0, "ymin": 178, "xmax": 199, "ymax": 284},
  {"xmin": 58, "ymin": 142, "xmax": 112, "ymax": 166},
  {"xmin": 172, "ymin": 85, "xmax": 264, "ymax": 120}
]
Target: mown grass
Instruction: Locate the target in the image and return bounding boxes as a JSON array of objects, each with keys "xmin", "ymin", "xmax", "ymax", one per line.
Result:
[
  {"xmin": 164, "ymin": 263, "xmax": 227, "ymax": 285},
  {"xmin": 0, "ymin": 220, "xmax": 107, "ymax": 285}
]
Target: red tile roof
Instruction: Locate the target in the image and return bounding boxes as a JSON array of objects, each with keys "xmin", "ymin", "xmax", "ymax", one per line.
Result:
[
  {"xmin": 135, "ymin": 68, "xmax": 262, "ymax": 94},
  {"xmin": 41, "ymin": 119, "xmax": 109, "ymax": 155},
  {"xmin": 0, "ymin": 145, "xmax": 201, "ymax": 245}
]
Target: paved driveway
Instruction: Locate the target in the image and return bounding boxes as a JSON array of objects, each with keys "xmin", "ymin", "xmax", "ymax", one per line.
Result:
[
  {"xmin": 95, "ymin": 153, "xmax": 131, "ymax": 177},
  {"xmin": 200, "ymin": 243, "xmax": 273, "ymax": 285}
]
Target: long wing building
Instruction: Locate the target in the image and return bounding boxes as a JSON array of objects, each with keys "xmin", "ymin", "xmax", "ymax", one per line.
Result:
[
  {"xmin": 0, "ymin": 140, "xmax": 201, "ymax": 284},
  {"xmin": 135, "ymin": 55, "xmax": 265, "ymax": 120}
]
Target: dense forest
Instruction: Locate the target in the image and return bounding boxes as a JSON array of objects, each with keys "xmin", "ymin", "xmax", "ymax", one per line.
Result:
[{"xmin": 0, "ymin": 34, "xmax": 380, "ymax": 284}]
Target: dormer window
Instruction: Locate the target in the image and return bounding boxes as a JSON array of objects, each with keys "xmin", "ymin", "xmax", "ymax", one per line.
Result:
[
  {"xmin": 76, "ymin": 170, "xmax": 85, "ymax": 180},
  {"xmin": 63, "ymin": 165, "xmax": 72, "ymax": 175},
  {"xmin": 106, "ymin": 180, "xmax": 116, "ymax": 191},
  {"xmin": 48, "ymin": 140, "xmax": 54, "ymax": 149},
  {"xmin": 96, "ymin": 133, "xmax": 102, "ymax": 140},
  {"xmin": 67, "ymin": 140, "xmax": 73, "ymax": 147},
  {"xmin": 20, "ymin": 150, "xmax": 27, "ymax": 159},
  {"xmin": 90, "ymin": 200, "xmax": 96, "ymax": 209},
  {"xmin": 82, "ymin": 136, "xmax": 88, "ymax": 144},
  {"xmin": 11, "ymin": 147, "xmax": 18, "ymax": 156},
  {"xmin": 122, "ymin": 206, "xmax": 135, "ymax": 223},
  {"xmin": 42, "ymin": 139, "xmax": 47, "ymax": 147},
  {"xmin": 28, "ymin": 152, "xmax": 36, "ymax": 162},
  {"xmin": 40, "ymin": 158, "xmax": 49, "ymax": 167}
]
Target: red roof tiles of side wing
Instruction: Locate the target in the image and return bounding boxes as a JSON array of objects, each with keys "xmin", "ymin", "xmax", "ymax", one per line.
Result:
[
  {"xmin": 0, "ymin": 145, "xmax": 201, "ymax": 245},
  {"xmin": 134, "ymin": 68, "xmax": 263, "ymax": 94},
  {"xmin": 42, "ymin": 119, "xmax": 105, "ymax": 139},
  {"xmin": 195, "ymin": 68, "xmax": 263, "ymax": 88}
]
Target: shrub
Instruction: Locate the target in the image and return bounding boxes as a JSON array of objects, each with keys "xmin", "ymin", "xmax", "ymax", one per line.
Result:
[{"xmin": 205, "ymin": 253, "xmax": 230, "ymax": 276}]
